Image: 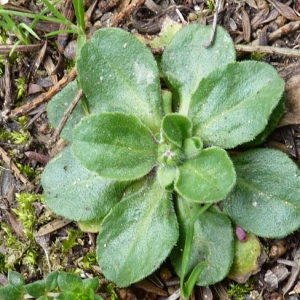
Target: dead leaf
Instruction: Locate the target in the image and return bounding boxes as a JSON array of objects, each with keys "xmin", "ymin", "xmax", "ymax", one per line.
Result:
[
  {"xmin": 245, "ymin": 0, "xmax": 258, "ymax": 9},
  {"xmin": 279, "ymin": 62, "xmax": 300, "ymax": 126},
  {"xmin": 241, "ymin": 7, "xmax": 251, "ymax": 42},
  {"xmin": 251, "ymin": 8, "xmax": 270, "ymax": 29},
  {"xmin": 267, "ymin": 0, "xmax": 300, "ymax": 21}
]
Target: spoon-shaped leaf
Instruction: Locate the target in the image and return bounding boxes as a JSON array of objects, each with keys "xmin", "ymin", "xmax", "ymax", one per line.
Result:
[
  {"xmin": 97, "ymin": 176, "xmax": 179, "ymax": 287},
  {"xmin": 72, "ymin": 112, "xmax": 157, "ymax": 181},
  {"xmin": 77, "ymin": 28, "xmax": 163, "ymax": 133},
  {"xmin": 175, "ymin": 147, "xmax": 236, "ymax": 202},
  {"xmin": 189, "ymin": 61, "xmax": 285, "ymax": 148},
  {"xmin": 41, "ymin": 147, "xmax": 127, "ymax": 223},
  {"xmin": 224, "ymin": 148, "xmax": 300, "ymax": 238},
  {"xmin": 161, "ymin": 24, "xmax": 235, "ymax": 114},
  {"xmin": 171, "ymin": 197, "xmax": 234, "ymax": 286},
  {"xmin": 162, "ymin": 113, "xmax": 192, "ymax": 147}
]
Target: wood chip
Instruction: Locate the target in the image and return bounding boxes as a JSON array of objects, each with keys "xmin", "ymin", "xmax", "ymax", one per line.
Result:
[{"xmin": 264, "ymin": 264, "xmax": 290, "ymax": 291}]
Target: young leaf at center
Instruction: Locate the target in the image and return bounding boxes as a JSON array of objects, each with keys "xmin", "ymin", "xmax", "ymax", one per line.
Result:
[
  {"xmin": 72, "ymin": 112, "xmax": 157, "ymax": 181},
  {"xmin": 162, "ymin": 113, "xmax": 192, "ymax": 147},
  {"xmin": 175, "ymin": 147, "xmax": 236, "ymax": 202}
]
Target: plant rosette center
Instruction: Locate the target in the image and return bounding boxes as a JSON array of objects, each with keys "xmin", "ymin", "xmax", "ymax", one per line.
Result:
[
  {"xmin": 157, "ymin": 143, "xmax": 184, "ymax": 166},
  {"xmin": 42, "ymin": 23, "xmax": 300, "ymax": 292}
]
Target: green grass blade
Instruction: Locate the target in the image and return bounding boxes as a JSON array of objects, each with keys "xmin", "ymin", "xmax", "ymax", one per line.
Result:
[
  {"xmin": 18, "ymin": 23, "xmax": 40, "ymax": 40},
  {"xmin": 0, "ymin": 9, "xmax": 73, "ymax": 27},
  {"xmin": 72, "ymin": 0, "xmax": 85, "ymax": 33},
  {"xmin": 41, "ymin": 0, "xmax": 67, "ymax": 22},
  {"xmin": 180, "ymin": 202, "xmax": 212, "ymax": 299},
  {"xmin": 45, "ymin": 29, "xmax": 79, "ymax": 37},
  {"xmin": 184, "ymin": 262, "xmax": 208, "ymax": 298},
  {"xmin": 9, "ymin": 40, "xmax": 21, "ymax": 56}
]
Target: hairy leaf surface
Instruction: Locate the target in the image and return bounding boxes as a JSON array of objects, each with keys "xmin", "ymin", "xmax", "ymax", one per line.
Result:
[
  {"xmin": 161, "ymin": 24, "xmax": 235, "ymax": 114},
  {"xmin": 41, "ymin": 147, "xmax": 127, "ymax": 222},
  {"xmin": 72, "ymin": 112, "xmax": 157, "ymax": 181},
  {"xmin": 171, "ymin": 197, "xmax": 234, "ymax": 286},
  {"xmin": 224, "ymin": 148, "xmax": 300, "ymax": 237},
  {"xmin": 189, "ymin": 61, "xmax": 285, "ymax": 148},
  {"xmin": 162, "ymin": 113, "xmax": 192, "ymax": 146},
  {"xmin": 175, "ymin": 147, "xmax": 236, "ymax": 202},
  {"xmin": 97, "ymin": 177, "xmax": 179, "ymax": 287},
  {"xmin": 77, "ymin": 28, "xmax": 163, "ymax": 133}
]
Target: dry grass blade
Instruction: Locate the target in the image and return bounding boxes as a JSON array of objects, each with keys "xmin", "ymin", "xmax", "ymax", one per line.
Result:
[
  {"xmin": 112, "ymin": 0, "xmax": 145, "ymax": 26},
  {"xmin": 267, "ymin": 0, "xmax": 300, "ymax": 21}
]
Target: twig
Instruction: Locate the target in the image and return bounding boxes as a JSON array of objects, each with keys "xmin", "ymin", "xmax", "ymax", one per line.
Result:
[
  {"xmin": 251, "ymin": 20, "xmax": 300, "ymax": 46},
  {"xmin": 282, "ymin": 248, "xmax": 300, "ymax": 295},
  {"xmin": 3, "ymin": 56, "xmax": 11, "ymax": 114},
  {"xmin": 166, "ymin": 288, "xmax": 181, "ymax": 300},
  {"xmin": 0, "ymin": 43, "xmax": 44, "ymax": 55},
  {"xmin": 48, "ymin": 89, "xmax": 84, "ymax": 146},
  {"xmin": 0, "ymin": 146, "xmax": 35, "ymax": 191},
  {"xmin": 112, "ymin": 0, "xmax": 145, "ymax": 26},
  {"xmin": 235, "ymin": 44, "xmax": 300, "ymax": 58},
  {"xmin": 203, "ymin": 0, "xmax": 221, "ymax": 47},
  {"xmin": 10, "ymin": 67, "xmax": 77, "ymax": 118}
]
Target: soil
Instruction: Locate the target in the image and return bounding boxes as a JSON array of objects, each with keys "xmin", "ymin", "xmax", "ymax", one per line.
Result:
[{"xmin": 0, "ymin": 0, "xmax": 300, "ymax": 299}]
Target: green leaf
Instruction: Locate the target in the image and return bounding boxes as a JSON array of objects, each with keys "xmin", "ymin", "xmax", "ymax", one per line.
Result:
[
  {"xmin": 41, "ymin": 147, "xmax": 127, "ymax": 222},
  {"xmin": 171, "ymin": 197, "xmax": 234, "ymax": 286},
  {"xmin": 72, "ymin": 112, "xmax": 157, "ymax": 181},
  {"xmin": 189, "ymin": 61, "xmax": 285, "ymax": 148},
  {"xmin": 73, "ymin": 0, "xmax": 85, "ymax": 33},
  {"xmin": 77, "ymin": 28, "xmax": 163, "ymax": 133},
  {"xmin": 241, "ymin": 92, "xmax": 286, "ymax": 147},
  {"xmin": 47, "ymin": 81, "xmax": 86, "ymax": 142},
  {"xmin": 175, "ymin": 147, "xmax": 236, "ymax": 202},
  {"xmin": 182, "ymin": 137, "xmax": 203, "ymax": 158},
  {"xmin": 224, "ymin": 148, "xmax": 300, "ymax": 238},
  {"xmin": 161, "ymin": 24, "xmax": 235, "ymax": 114},
  {"xmin": 97, "ymin": 176, "xmax": 179, "ymax": 287},
  {"xmin": 8, "ymin": 271, "xmax": 25, "ymax": 289},
  {"xmin": 55, "ymin": 290, "xmax": 79, "ymax": 300},
  {"xmin": 157, "ymin": 165, "xmax": 177, "ymax": 188},
  {"xmin": 25, "ymin": 280, "xmax": 46, "ymax": 298},
  {"xmin": 0, "ymin": 286, "xmax": 23, "ymax": 300},
  {"xmin": 45, "ymin": 270, "xmax": 59, "ymax": 292},
  {"xmin": 58, "ymin": 273, "xmax": 82, "ymax": 291},
  {"xmin": 162, "ymin": 114, "xmax": 192, "ymax": 147},
  {"xmin": 82, "ymin": 277, "xmax": 99, "ymax": 292}
]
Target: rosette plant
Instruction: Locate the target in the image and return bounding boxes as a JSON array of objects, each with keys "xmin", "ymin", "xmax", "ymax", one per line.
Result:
[{"xmin": 42, "ymin": 24, "xmax": 300, "ymax": 291}]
